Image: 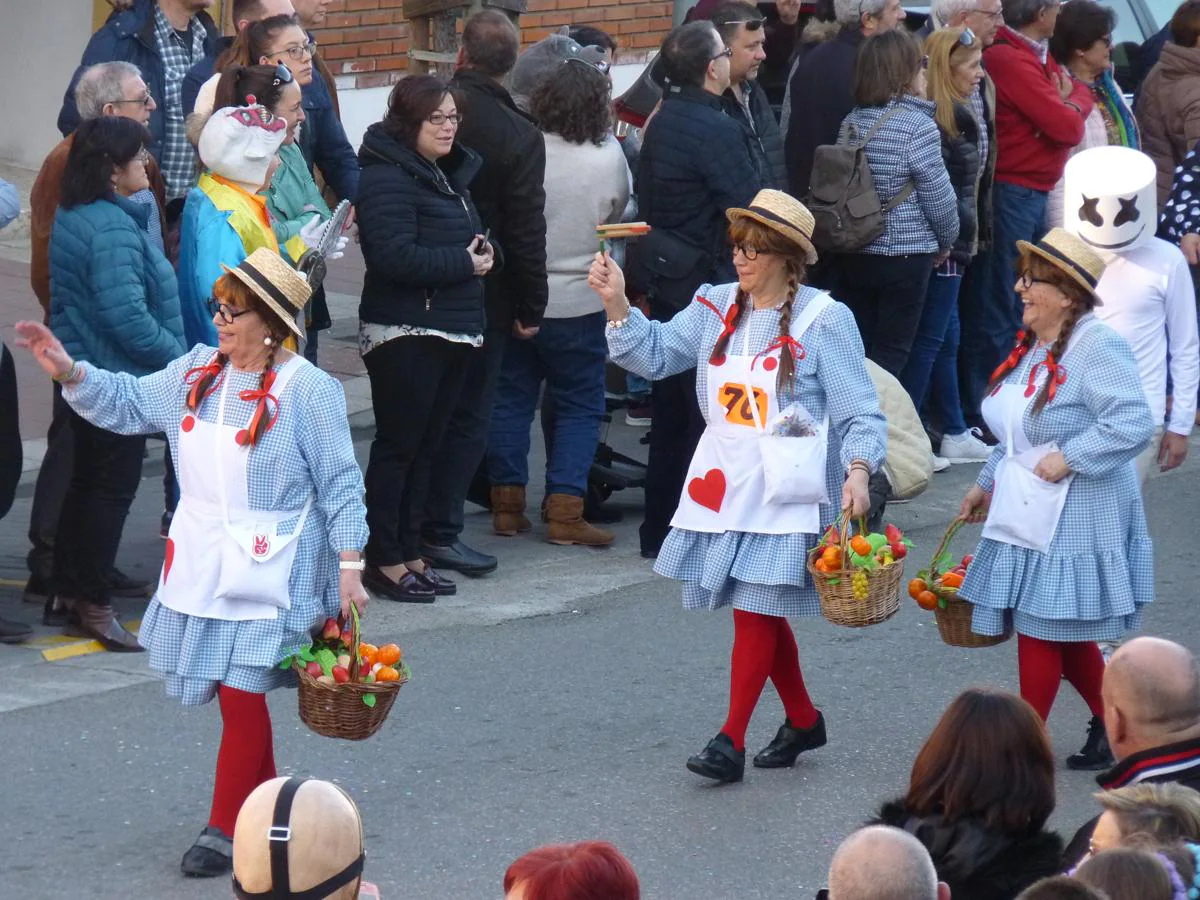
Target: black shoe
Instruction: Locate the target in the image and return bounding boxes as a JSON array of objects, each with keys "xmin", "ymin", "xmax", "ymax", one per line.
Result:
[
  {"xmin": 0, "ymin": 616, "xmax": 33, "ymax": 644},
  {"xmin": 686, "ymin": 733, "xmax": 745, "ymax": 783},
  {"xmin": 753, "ymin": 712, "xmax": 828, "ymax": 769},
  {"xmin": 106, "ymin": 567, "xmax": 151, "ymax": 599},
  {"xmin": 413, "ymin": 566, "xmax": 457, "ymax": 596},
  {"xmin": 66, "ymin": 601, "xmax": 144, "ymax": 652},
  {"xmin": 363, "ymin": 566, "xmax": 436, "ymax": 603},
  {"xmin": 419, "ymin": 540, "xmax": 498, "ymax": 577},
  {"xmin": 42, "ymin": 596, "xmax": 70, "ymax": 628},
  {"xmin": 1066, "ymin": 716, "xmax": 1114, "ymax": 771},
  {"xmin": 640, "ymin": 548, "xmax": 658, "ymax": 559},
  {"xmin": 180, "ymin": 825, "xmax": 232, "ymax": 877},
  {"xmin": 22, "ymin": 572, "xmax": 53, "ymax": 605}
]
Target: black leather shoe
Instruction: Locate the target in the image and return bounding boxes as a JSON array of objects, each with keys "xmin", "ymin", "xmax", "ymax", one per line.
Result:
[
  {"xmin": 419, "ymin": 540, "xmax": 498, "ymax": 577},
  {"xmin": 66, "ymin": 601, "xmax": 144, "ymax": 652},
  {"xmin": 106, "ymin": 567, "xmax": 151, "ymax": 599},
  {"xmin": 180, "ymin": 825, "xmax": 232, "ymax": 877},
  {"xmin": 414, "ymin": 566, "xmax": 456, "ymax": 596},
  {"xmin": 363, "ymin": 566, "xmax": 436, "ymax": 603},
  {"xmin": 1066, "ymin": 715, "xmax": 1114, "ymax": 771},
  {"xmin": 753, "ymin": 712, "xmax": 828, "ymax": 769},
  {"xmin": 686, "ymin": 733, "xmax": 745, "ymax": 783},
  {"xmin": 42, "ymin": 596, "xmax": 70, "ymax": 628},
  {"xmin": 0, "ymin": 616, "xmax": 33, "ymax": 644}
]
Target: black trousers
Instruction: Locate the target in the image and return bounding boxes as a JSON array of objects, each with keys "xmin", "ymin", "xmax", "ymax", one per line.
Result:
[
  {"xmin": 421, "ymin": 328, "xmax": 508, "ymax": 546},
  {"xmin": 53, "ymin": 410, "xmax": 146, "ymax": 604},
  {"xmin": 27, "ymin": 385, "xmax": 74, "ymax": 582},
  {"xmin": 641, "ymin": 369, "xmax": 705, "ymax": 556},
  {"xmin": 0, "ymin": 344, "xmax": 20, "ymax": 520},
  {"xmin": 364, "ymin": 336, "xmax": 474, "ymax": 564},
  {"xmin": 836, "ymin": 252, "xmax": 935, "ymax": 377}
]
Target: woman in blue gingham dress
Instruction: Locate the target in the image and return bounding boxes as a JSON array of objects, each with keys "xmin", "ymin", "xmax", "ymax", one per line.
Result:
[
  {"xmin": 956, "ymin": 230, "xmax": 1154, "ymax": 771},
  {"xmin": 16, "ymin": 250, "xmax": 368, "ymax": 877},
  {"xmin": 589, "ymin": 190, "xmax": 886, "ymax": 784}
]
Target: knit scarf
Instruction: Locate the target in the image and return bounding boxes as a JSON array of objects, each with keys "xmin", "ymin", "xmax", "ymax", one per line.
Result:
[{"xmin": 1092, "ymin": 70, "xmax": 1139, "ymax": 150}]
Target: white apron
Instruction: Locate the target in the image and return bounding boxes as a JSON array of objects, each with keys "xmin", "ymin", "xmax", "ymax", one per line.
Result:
[
  {"xmin": 671, "ymin": 292, "xmax": 833, "ymax": 536},
  {"xmin": 980, "ymin": 320, "xmax": 1097, "ymax": 553},
  {"xmin": 158, "ymin": 355, "xmax": 312, "ymax": 621}
]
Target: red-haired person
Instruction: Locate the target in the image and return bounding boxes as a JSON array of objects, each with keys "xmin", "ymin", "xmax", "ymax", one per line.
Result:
[
  {"xmin": 504, "ymin": 842, "xmax": 639, "ymax": 900},
  {"xmin": 872, "ymin": 688, "xmax": 1064, "ymax": 900}
]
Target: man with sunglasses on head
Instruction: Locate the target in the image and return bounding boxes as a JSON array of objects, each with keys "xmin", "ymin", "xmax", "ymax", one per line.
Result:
[
  {"xmin": 710, "ymin": 2, "xmax": 787, "ymax": 188},
  {"xmin": 24, "ymin": 61, "xmax": 170, "ymax": 616},
  {"xmin": 58, "ymin": 0, "xmax": 222, "ymax": 206}
]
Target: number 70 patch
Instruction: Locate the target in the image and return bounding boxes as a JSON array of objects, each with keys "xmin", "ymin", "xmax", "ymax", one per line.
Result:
[{"xmin": 717, "ymin": 382, "xmax": 768, "ymax": 427}]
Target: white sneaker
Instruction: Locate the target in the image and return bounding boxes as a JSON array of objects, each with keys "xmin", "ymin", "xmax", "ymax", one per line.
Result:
[
  {"xmin": 932, "ymin": 453, "xmax": 950, "ymax": 473},
  {"xmin": 940, "ymin": 428, "xmax": 992, "ymax": 463}
]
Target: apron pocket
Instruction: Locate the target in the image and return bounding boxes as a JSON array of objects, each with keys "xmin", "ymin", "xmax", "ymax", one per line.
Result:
[
  {"xmin": 760, "ymin": 433, "xmax": 829, "ymax": 506},
  {"xmin": 982, "ymin": 456, "xmax": 1073, "ymax": 553}
]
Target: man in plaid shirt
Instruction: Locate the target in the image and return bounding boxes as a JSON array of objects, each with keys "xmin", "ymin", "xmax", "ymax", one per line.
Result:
[{"xmin": 57, "ymin": 0, "xmax": 221, "ymax": 207}]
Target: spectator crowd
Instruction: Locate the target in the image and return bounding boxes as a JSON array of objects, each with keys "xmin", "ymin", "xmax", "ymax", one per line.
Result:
[{"xmin": 3, "ymin": 0, "xmax": 1200, "ymax": 894}]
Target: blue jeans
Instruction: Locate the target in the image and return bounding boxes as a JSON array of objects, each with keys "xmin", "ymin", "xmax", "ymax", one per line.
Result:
[
  {"xmin": 626, "ymin": 372, "xmax": 651, "ymax": 400},
  {"xmin": 487, "ymin": 313, "xmax": 607, "ymax": 497},
  {"xmin": 958, "ymin": 182, "xmax": 1048, "ymax": 426},
  {"xmin": 900, "ymin": 270, "xmax": 968, "ymax": 436}
]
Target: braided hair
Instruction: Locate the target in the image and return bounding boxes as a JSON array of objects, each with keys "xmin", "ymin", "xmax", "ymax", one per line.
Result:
[
  {"xmin": 984, "ymin": 253, "xmax": 1093, "ymax": 415},
  {"xmin": 187, "ymin": 273, "xmax": 289, "ymax": 447},
  {"xmin": 710, "ymin": 217, "xmax": 810, "ymax": 393}
]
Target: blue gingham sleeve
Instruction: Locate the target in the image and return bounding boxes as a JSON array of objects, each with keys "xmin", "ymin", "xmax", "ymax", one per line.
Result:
[
  {"xmin": 62, "ymin": 344, "xmax": 209, "ymax": 436},
  {"xmin": 606, "ymin": 293, "xmax": 711, "ymax": 381},
  {"xmin": 1060, "ymin": 328, "xmax": 1155, "ymax": 476},
  {"xmin": 295, "ymin": 371, "xmax": 368, "ymax": 554},
  {"xmin": 907, "ymin": 119, "xmax": 959, "ymax": 250},
  {"xmin": 813, "ymin": 303, "xmax": 887, "ymax": 471},
  {"xmin": 976, "ymin": 444, "xmax": 1005, "ymax": 493}
]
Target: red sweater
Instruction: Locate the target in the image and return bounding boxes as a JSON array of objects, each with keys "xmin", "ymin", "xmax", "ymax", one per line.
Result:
[{"xmin": 983, "ymin": 26, "xmax": 1095, "ymax": 191}]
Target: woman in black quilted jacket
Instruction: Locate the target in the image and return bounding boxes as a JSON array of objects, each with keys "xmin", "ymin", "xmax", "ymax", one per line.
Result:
[
  {"xmin": 355, "ymin": 74, "xmax": 499, "ymax": 603},
  {"xmin": 870, "ymin": 688, "xmax": 1064, "ymax": 900},
  {"xmin": 898, "ymin": 26, "xmax": 994, "ymax": 469}
]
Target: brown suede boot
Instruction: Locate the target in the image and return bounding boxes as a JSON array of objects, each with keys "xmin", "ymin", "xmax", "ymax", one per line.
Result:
[
  {"xmin": 545, "ymin": 494, "xmax": 614, "ymax": 547},
  {"xmin": 491, "ymin": 485, "xmax": 532, "ymax": 536}
]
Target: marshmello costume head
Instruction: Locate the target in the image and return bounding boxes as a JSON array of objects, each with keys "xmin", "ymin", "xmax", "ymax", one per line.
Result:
[{"xmin": 1064, "ymin": 146, "xmax": 1158, "ymax": 255}]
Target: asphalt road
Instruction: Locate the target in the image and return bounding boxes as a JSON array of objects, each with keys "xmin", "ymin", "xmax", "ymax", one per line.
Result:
[{"xmin": 2, "ymin": 425, "xmax": 1198, "ymax": 900}]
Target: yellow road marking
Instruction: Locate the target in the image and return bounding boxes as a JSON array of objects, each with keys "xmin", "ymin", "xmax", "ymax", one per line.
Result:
[
  {"xmin": 0, "ymin": 578, "xmax": 29, "ymax": 587},
  {"xmin": 33, "ymin": 620, "xmax": 142, "ymax": 662}
]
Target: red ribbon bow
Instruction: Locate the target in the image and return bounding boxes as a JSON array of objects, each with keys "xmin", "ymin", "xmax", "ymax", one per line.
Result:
[
  {"xmin": 238, "ymin": 369, "xmax": 280, "ymax": 444},
  {"xmin": 988, "ymin": 330, "xmax": 1030, "ymax": 385},
  {"xmin": 183, "ymin": 355, "xmax": 225, "ymax": 408},
  {"xmin": 752, "ymin": 335, "xmax": 806, "ymax": 370},
  {"xmin": 1025, "ymin": 353, "xmax": 1067, "ymax": 402},
  {"xmin": 694, "ymin": 294, "xmax": 740, "ymax": 342}
]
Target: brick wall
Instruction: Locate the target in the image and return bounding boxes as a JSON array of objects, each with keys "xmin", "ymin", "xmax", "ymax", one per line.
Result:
[{"xmin": 312, "ymin": 0, "xmax": 669, "ymax": 90}]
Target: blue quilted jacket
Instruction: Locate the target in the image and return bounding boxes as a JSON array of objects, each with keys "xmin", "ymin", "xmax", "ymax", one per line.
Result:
[{"xmin": 49, "ymin": 193, "xmax": 186, "ymax": 375}]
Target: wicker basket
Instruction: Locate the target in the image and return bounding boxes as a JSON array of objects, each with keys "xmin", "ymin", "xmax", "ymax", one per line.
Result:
[
  {"xmin": 808, "ymin": 513, "xmax": 903, "ymax": 628},
  {"xmin": 934, "ymin": 593, "xmax": 1012, "ymax": 648},
  {"xmin": 293, "ymin": 606, "xmax": 406, "ymax": 741}
]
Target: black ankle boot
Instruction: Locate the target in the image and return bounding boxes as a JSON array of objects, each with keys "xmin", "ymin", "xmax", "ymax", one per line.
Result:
[
  {"xmin": 686, "ymin": 733, "xmax": 745, "ymax": 783},
  {"xmin": 753, "ymin": 712, "xmax": 828, "ymax": 769},
  {"xmin": 1066, "ymin": 715, "xmax": 1114, "ymax": 771}
]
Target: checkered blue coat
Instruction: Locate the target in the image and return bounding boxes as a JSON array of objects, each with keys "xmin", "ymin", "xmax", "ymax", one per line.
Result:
[
  {"xmin": 838, "ymin": 96, "xmax": 961, "ymax": 255},
  {"xmin": 63, "ymin": 345, "xmax": 368, "ymax": 705},
  {"xmin": 608, "ymin": 283, "xmax": 887, "ymax": 617},
  {"xmin": 957, "ymin": 317, "xmax": 1155, "ymax": 641}
]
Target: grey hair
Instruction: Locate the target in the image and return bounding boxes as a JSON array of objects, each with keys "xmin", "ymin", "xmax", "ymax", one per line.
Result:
[
  {"xmin": 833, "ymin": 0, "xmax": 890, "ymax": 27},
  {"xmin": 75, "ymin": 61, "xmax": 144, "ymax": 120},
  {"xmin": 829, "ymin": 826, "xmax": 940, "ymax": 900},
  {"xmin": 1002, "ymin": 0, "xmax": 1055, "ymax": 28},
  {"xmin": 930, "ymin": 0, "xmax": 979, "ymax": 26}
]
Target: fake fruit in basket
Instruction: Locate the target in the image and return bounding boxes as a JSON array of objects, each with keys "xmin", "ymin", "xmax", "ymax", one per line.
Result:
[
  {"xmin": 813, "ymin": 521, "xmax": 912, "ymax": 599},
  {"xmin": 915, "ymin": 590, "xmax": 938, "ymax": 611},
  {"xmin": 911, "ymin": 528, "xmax": 975, "ymax": 610}
]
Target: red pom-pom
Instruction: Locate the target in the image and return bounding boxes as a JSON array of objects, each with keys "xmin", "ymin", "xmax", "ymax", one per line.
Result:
[
  {"xmin": 236, "ymin": 429, "xmax": 250, "ymax": 446},
  {"xmin": 763, "ymin": 357, "xmax": 778, "ymax": 372},
  {"xmin": 712, "ymin": 354, "xmax": 726, "ymax": 367},
  {"xmin": 181, "ymin": 415, "xmax": 195, "ymax": 433}
]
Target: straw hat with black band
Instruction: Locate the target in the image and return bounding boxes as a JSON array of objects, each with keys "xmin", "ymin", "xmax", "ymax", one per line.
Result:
[
  {"xmin": 1016, "ymin": 228, "xmax": 1106, "ymax": 307},
  {"xmin": 726, "ymin": 189, "xmax": 820, "ymax": 266},
  {"xmin": 220, "ymin": 247, "xmax": 312, "ymax": 339}
]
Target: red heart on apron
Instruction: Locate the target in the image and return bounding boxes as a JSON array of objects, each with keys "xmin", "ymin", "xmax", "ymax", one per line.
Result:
[
  {"xmin": 163, "ymin": 537, "xmax": 175, "ymax": 584},
  {"xmin": 687, "ymin": 468, "xmax": 726, "ymax": 513}
]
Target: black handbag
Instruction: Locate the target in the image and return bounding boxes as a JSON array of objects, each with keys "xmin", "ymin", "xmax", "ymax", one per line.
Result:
[{"xmin": 624, "ymin": 226, "xmax": 711, "ymax": 316}]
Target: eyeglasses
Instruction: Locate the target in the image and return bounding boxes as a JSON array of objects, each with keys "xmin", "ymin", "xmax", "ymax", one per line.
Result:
[
  {"xmin": 1017, "ymin": 270, "xmax": 1049, "ymax": 290},
  {"xmin": 272, "ymin": 63, "xmax": 294, "ymax": 87},
  {"xmin": 208, "ymin": 298, "xmax": 252, "ymax": 323},
  {"xmin": 112, "ymin": 92, "xmax": 154, "ymax": 108},
  {"xmin": 732, "ymin": 243, "xmax": 765, "ymax": 260},
  {"xmin": 275, "ymin": 41, "xmax": 316, "ymax": 61},
  {"xmin": 711, "ymin": 45, "xmax": 734, "ymax": 61},
  {"xmin": 971, "ymin": 5, "xmax": 1005, "ymax": 19},
  {"xmin": 427, "ymin": 112, "xmax": 462, "ymax": 126},
  {"xmin": 719, "ymin": 17, "xmax": 765, "ymax": 30},
  {"xmin": 133, "ymin": 148, "xmax": 152, "ymax": 164}
]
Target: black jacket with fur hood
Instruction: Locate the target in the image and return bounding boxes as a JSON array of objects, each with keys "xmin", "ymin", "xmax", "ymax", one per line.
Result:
[{"xmin": 872, "ymin": 800, "xmax": 1064, "ymax": 900}]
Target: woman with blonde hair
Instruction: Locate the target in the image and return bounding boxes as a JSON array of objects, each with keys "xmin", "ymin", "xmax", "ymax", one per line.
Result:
[
  {"xmin": 1088, "ymin": 783, "xmax": 1200, "ymax": 854},
  {"xmin": 900, "ymin": 26, "xmax": 991, "ymax": 468}
]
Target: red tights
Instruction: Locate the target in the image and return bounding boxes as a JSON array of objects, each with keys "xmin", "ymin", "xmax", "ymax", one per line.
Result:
[
  {"xmin": 721, "ymin": 609, "xmax": 819, "ymax": 752},
  {"xmin": 209, "ymin": 685, "xmax": 276, "ymax": 835},
  {"xmin": 1017, "ymin": 634, "xmax": 1106, "ymax": 722}
]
